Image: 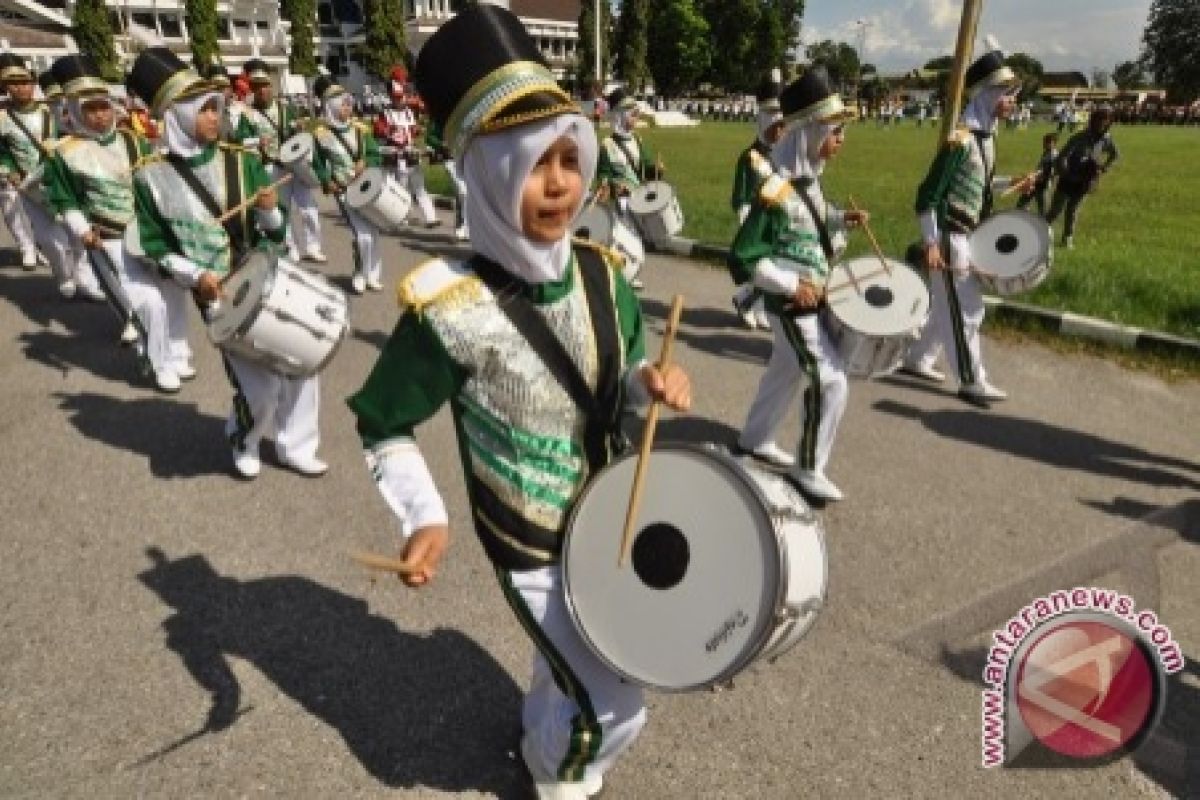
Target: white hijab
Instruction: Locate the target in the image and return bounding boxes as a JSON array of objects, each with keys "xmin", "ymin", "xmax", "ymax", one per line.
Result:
[
  {"xmin": 772, "ymin": 119, "xmax": 838, "ymax": 181},
  {"xmin": 324, "ymin": 90, "xmax": 352, "ymax": 130},
  {"xmin": 755, "ymin": 109, "xmax": 782, "ymax": 143},
  {"xmin": 962, "ymin": 85, "xmax": 1009, "ymax": 133},
  {"xmin": 67, "ymin": 95, "xmax": 115, "ymax": 141},
  {"xmin": 612, "ymin": 105, "xmax": 637, "ymax": 138},
  {"xmin": 164, "ymin": 90, "xmax": 223, "ymax": 158},
  {"xmin": 461, "ymin": 113, "xmax": 599, "ymax": 284}
]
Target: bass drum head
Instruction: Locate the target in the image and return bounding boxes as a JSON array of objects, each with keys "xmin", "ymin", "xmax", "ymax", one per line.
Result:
[
  {"xmin": 208, "ymin": 250, "xmax": 274, "ymax": 343},
  {"xmin": 628, "ymin": 181, "xmax": 673, "ymax": 215},
  {"xmin": 346, "ymin": 167, "xmax": 386, "ymax": 210},
  {"xmin": 279, "ymin": 131, "xmax": 313, "ymax": 163},
  {"xmin": 970, "ymin": 210, "xmax": 1052, "ymax": 280},
  {"xmin": 563, "ymin": 445, "xmax": 783, "ymax": 692},
  {"xmin": 825, "ymin": 257, "xmax": 930, "ymax": 337},
  {"xmin": 572, "ymin": 203, "xmax": 615, "ymax": 245}
]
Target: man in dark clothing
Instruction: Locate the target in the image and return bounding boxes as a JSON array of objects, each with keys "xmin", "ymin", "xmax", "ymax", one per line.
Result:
[{"xmin": 1046, "ymin": 106, "xmax": 1119, "ymax": 249}]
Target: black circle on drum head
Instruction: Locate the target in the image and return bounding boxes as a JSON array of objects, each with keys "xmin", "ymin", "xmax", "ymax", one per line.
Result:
[
  {"xmin": 632, "ymin": 523, "xmax": 689, "ymax": 590},
  {"xmin": 996, "ymin": 233, "xmax": 1020, "ymax": 255},
  {"xmin": 865, "ymin": 284, "xmax": 894, "ymax": 308},
  {"xmin": 646, "ymin": 191, "xmax": 658, "ymax": 202},
  {"xmin": 360, "ymin": 180, "xmax": 372, "ymax": 193}
]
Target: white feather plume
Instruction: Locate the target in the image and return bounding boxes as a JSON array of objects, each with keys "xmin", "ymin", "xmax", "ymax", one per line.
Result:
[{"xmin": 127, "ymin": 22, "xmax": 163, "ymax": 47}]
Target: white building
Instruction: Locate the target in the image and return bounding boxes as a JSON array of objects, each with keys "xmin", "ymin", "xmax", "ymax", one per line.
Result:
[{"xmin": 0, "ymin": 0, "xmax": 582, "ymax": 96}]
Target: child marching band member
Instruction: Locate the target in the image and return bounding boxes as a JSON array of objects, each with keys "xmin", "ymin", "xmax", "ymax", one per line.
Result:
[
  {"xmin": 42, "ymin": 55, "xmax": 176, "ymax": 378},
  {"xmin": 379, "ymin": 90, "xmax": 439, "ymax": 228},
  {"xmin": 0, "ymin": 65, "xmax": 38, "ymax": 269},
  {"xmin": 129, "ymin": 48, "xmax": 327, "ymax": 478},
  {"xmin": 347, "ymin": 7, "xmax": 690, "ymax": 798},
  {"xmin": 1016, "ymin": 131, "xmax": 1057, "ymax": 216},
  {"xmin": 729, "ymin": 67, "xmax": 867, "ymax": 502},
  {"xmin": 204, "ymin": 64, "xmax": 247, "ymax": 144},
  {"xmin": 0, "ymin": 53, "xmax": 104, "ymax": 299},
  {"xmin": 234, "ymin": 59, "xmax": 316, "ymax": 263},
  {"xmin": 311, "ymin": 75, "xmax": 383, "ymax": 295},
  {"xmin": 729, "ymin": 69, "xmax": 785, "ymax": 331},
  {"xmin": 901, "ymin": 40, "xmax": 1019, "ymax": 406},
  {"xmin": 596, "ymin": 88, "xmax": 661, "ymax": 290}
]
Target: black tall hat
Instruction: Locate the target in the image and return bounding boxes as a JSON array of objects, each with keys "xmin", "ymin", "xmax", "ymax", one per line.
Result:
[
  {"xmin": 313, "ymin": 75, "xmax": 346, "ymax": 103},
  {"xmin": 51, "ymin": 54, "xmax": 108, "ymax": 97},
  {"xmin": 127, "ymin": 47, "xmax": 218, "ymax": 117},
  {"xmin": 779, "ymin": 66, "xmax": 854, "ymax": 126},
  {"xmin": 203, "ymin": 62, "xmax": 232, "ymax": 87},
  {"xmin": 243, "ymin": 58, "xmax": 272, "ymax": 85},
  {"xmin": 414, "ymin": 3, "xmax": 575, "ymax": 157},
  {"xmin": 0, "ymin": 52, "xmax": 32, "ymax": 83},
  {"xmin": 755, "ymin": 68, "xmax": 783, "ymax": 111},
  {"xmin": 965, "ymin": 36, "xmax": 1018, "ymax": 95},
  {"xmin": 38, "ymin": 69, "xmax": 62, "ymax": 100},
  {"xmin": 606, "ymin": 86, "xmax": 636, "ymax": 112}
]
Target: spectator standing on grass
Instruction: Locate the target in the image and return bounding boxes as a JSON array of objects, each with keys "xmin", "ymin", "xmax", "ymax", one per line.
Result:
[{"xmin": 1046, "ymin": 106, "xmax": 1119, "ymax": 250}]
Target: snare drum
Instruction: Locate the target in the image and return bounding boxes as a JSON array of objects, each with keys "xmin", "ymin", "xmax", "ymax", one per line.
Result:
[
  {"xmin": 563, "ymin": 444, "xmax": 827, "ymax": 692},
  {"xmin": 208, "ymin": 250, "xmax": 348, "ymax": 377},
  {"xmin": 278, "ymin": 132, "xmax": 322, "ymax": 189},
  {"xmin": 345, "ymin": 167, "xmax": 412, "ymax": 232},
  {"xmin": 969, "ymin": 210, "xmax": 1053, "ymax": 296},
  {"xmin": 822, "ymin": 256, "xmax": 931, "ymax": 379},
  {"xmin": 573, "ymin": 203, "xmax": 644, "ymax": 283},
  {"xmin": 628, "ymin": 181, "xmax": 685, "ymax": 246}
]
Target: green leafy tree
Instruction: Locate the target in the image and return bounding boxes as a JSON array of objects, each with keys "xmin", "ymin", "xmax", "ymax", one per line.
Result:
[
  {"xmin": 185, "ymin": 0, "xmax": 220, "ymax": 70},
  {"xmin": 282, "ymin": 0, "xmax": 320, "ymax": 76},
  {"xmin": 1005, "ymin": 52, "xmax": 1044, "ymax": 100},
  {"xmin": 697, "ymin": 0, "xmax": 760, "ymax": 91},
  {"xmin": 614, "ymin": 0, "xmax": 650, "ymax": 92},
  {"xmin": 361, "ymin": 0, "xmax": 409, "ymax": 81},
  {"xmin": 646, "ymin": 0, "xmax": 709, "ymax": 98},
  {"xmin": 72, "ymin": 0, "xmax": 120, "ymax": 81},
  {"xmin": 805, "ymin": 40, "xmax": 860, "ymax": 92},
  {"xmin": 924, "ymin": 55, "xmax": 955, "ymax": 72},
  {"xmin": 577, "ymin": 0, "xmax": 614, "ymax": 89},
  {"xmin": 1141, "ymin": 0, "xmax": 1200, "ymax": 101},
  {"xmin": 1113, "ymin": 60, "xmax": 1147, "ymax": 90}
]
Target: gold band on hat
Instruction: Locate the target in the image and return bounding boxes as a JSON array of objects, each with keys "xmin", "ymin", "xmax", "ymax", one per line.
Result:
[
  {"xmin": 445, "ymin": 60, "xmax": 572, "ymax": 157},
  {"xmin": 151, "ymin": 67, "xmax": 216, "ymax": 116},
  {"xmin": 783, "ymin": 93, "xmax": 856, "ymax": 127},
  {"xmin": 63, "ymin": 76, "xmax": 110, "ymax": 97},
  {"xmin": 1, "ymin": 66, "xmax": 32, "ymax": 82}
]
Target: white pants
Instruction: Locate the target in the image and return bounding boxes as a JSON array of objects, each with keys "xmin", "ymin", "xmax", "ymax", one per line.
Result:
[
  {"xmin": 741, "ymin": 312, "xmax": 848, "ymax": 474},
  {"xmin": 223, "ymin": 351, "xmax": 320, "ymax": 462},
  {"xmin": 444, "ymin": 159, "xmax": 468, "ymax": 228},
  {"xmin": 394, "ymin": 158, "xmax": 436, "ymax": 225},
  {"xmin": 337, "ymin": 197, "xmax": 380, "ymax": 282},
  {"xmin": 500, "ymin": 566, "xmax": 646, "ymax": 789},
  {"xmin": 289, "ymin": 179, "xmax": 325, "ymax": 257},
  {"xmin": 21, "ymin": 196, "xmax": 100, "ymax": 292},
  {"xmin": 907, "ymin": 268, "xmax": 988, "ymax": 388},
  {"xmin": 119, "ymin": 246, "xmax": 187, "ymax": 375},
  {"xmin": 0, "ymin": 185, "xmax": 35, "ymax": 257}
]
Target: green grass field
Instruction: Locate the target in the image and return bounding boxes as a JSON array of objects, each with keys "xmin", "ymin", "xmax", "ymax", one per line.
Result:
[{"xmin": 430, "ymin": 122, "xmax": 1200, "ymax": 340}]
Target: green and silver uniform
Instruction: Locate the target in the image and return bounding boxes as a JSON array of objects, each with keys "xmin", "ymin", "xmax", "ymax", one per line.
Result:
[
  {"xmin": 730, "ymin": 141, "xmax": 774, "ymax": 223},
  {"xmin": 595, "ymin": 132, "xmax": 655, "ymax": 196},
  {"xmin": 233, "ymin": 99, "xmax": 298, "ymax": 164},
  {"xmin": 348, "ymin": 243, "xmax": 646, "ymax": 571},
  {"xmin": 312, "ymin": 120, "xmax": 383, "ymax": 282},
  {"xmin": 0, "ymin": 101, "xmax": 53, "ymax": 184}
]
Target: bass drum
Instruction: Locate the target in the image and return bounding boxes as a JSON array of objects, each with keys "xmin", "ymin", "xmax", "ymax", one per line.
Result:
[
  {"xmin": 573, "ymin": 203, "xmax": 644, "ymax": 284},
  {"xmin": 345, "ymin": 167, "xmax": 412, "ymax": 232},
  {"xmin": 563, "ymin": 444, "xmax": 827, "ymax": 692},
  {"xmin": 278, "ymin": 132, "xmax": 322, "ymax": 189},
  {"xmin": 969, "ymin": 210, "xmax": 1053, "ymax": 296},
  {"xmin": 628, "ymin": 181, "xmax": 684, "ymax": 246}
]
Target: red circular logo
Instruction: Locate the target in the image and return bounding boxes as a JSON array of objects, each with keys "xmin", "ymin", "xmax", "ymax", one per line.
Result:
[{"xmin": 1014, "ymin": 619, "xmax": 1157, "ymax": 759}]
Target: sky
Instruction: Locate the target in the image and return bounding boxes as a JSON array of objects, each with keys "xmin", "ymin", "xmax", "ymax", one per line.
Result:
[{"xmin": 800, "ymin": 0, "xmax": 1153, "ymax": 74}]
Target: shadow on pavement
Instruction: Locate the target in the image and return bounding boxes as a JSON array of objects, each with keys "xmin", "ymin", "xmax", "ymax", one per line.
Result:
[
  {"xmin": 939, "ymin": 644, "xmax": 1198, "ymax": 796},
  {"xmin": 639, "ymin": 296, "xmax": 771, "ymax": 365},
  {"xmin": 1082, "ymin": 496, "xmax": 1166, "ymax": 523},
  {"xmin": 136, "ymin": 548, "xmax": 526, "ymax": 795},
  {"xmin": 54, "ymin": 391, "xmax": 231, "ymax": 479},
  {"xmin": 873, "ymin": 399, "xmax": 1200, "ymax": 490}
]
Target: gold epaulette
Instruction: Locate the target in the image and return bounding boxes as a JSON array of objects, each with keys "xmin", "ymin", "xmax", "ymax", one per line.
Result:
[
  {"xmin": 132, "ymin": 153, "xmax": 165, "ymax": 172},
  {"xmin": 46, "ymin": 135, "xmax": 77, "ymax": 154},
  {"xmin": 571, "ymin": 237, "xmax": 623, "ymax": 273},
  {"xmin": 396, "ymin": 257, "xmax": 482, "ymax": 315},
  {"xmin": 758, "ymin": 173, "xmax": 793, "ymax": 207},
  {"xmin": 218, "ymin": 142, "xmax": 256, "ymax": 155},
  {"xmin": 945, "ymin": 127, "xmax": 972, "ymax": 149}
]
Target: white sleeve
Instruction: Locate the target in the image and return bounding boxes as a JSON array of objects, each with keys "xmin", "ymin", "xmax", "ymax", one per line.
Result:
[
  {"xmin": 63, "ymin": 209, "xmax": 91, "ymax": 239},
  {"xmin": 254, "ymin": 206, "xmax": 283, "ymax": 232},
  {"xmin": 947, "ymin": 232, "xmax": 971, "ymax": 270},
  {"xmin": 736, "ymin": 205, "xmax": 750, "ymax": 225},
  {"xmin": 162, "ymin": 253, "xmax": 206, "ymax": 288},
  {"xmin": 366, "ymin": 439, "xmax": 449, "ymax": 539},
  {"xmin": 826, "ymin": 203, "xmax": 846, "ymax": 232},
  {"xmin": 918, "ymin": 209, "xmax": 939, "ymax": 245},
  {"xmin": 752, "ymin": 257, "xmax": 801, "ymax": 296}
]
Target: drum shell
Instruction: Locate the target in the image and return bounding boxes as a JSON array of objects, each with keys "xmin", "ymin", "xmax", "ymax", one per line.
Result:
[
  {"xmin": 208, "ymin": 252, "xmax": 348, "ymax": 377},
  {"xmin": 629, "ymin": 181, "xmax": 684, "ymax": 245},
  {"xmin": 574, "ymin": 203, "xmax": 643, "ymax": 283},
  {"xmin": 562, "ymin": 444, "xmax": 826, "ymax": 692},
  {"xmin": 279, "ymin": 132, "xmax": 322, "ymax": 189},
  {"xmin": 346, "ymin": 167, "xmax": 412, "ymax": 231}
]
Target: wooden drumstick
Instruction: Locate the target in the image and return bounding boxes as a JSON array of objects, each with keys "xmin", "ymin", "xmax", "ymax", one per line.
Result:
[
  {"xmin": 848, "ymin": 196, "xmax": 892, "ymax": 277},
  {"xmin": 349, "ymin": 550, "xmax": 421, "ymax": 576},
  {"xmin": 999, "ymin": 171, "xmax": 1038, "ymax": 199},
  {"xmin": 618, "ymin": 294, "xmax": 685, "ymax": 569},
  {"xmin": 215, "ymin": 173, "xmax": 293, "ymax": 225}
]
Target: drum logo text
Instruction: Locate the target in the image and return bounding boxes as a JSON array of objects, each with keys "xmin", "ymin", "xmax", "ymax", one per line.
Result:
[{"xmin": 706, "ymin": 609, "xmax": 750, "ymax": 654}]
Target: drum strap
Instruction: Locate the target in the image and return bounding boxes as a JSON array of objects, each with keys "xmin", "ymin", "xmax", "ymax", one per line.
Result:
[
  {"xmin": 972, "ymin": 130, "xmax": 996, "ymax": 218},
  {"xmin": 7, "ymin": 107, "xmax": 48, "ymax": 164},
  {"xmin": 793, "ymin": 178, "xmax": 835, "ymax": 262},
  {"xmin": 469, "ymin": 248, "xmax": 623, "ymax": 473},
  {"xmin": 613, "ymin": 136, "xmax": 643, "ymax": 182},
  {"xmin": 167, "ymin": 149, "xmax": 248, "ymax": 259},
  {"xmin": 332, "ymin": 126, "xmax": 361, "ymax": 162}
]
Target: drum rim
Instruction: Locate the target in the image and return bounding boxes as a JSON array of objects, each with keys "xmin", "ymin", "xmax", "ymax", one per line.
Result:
[
  {"xmin": 561, "ymin": 442, "xmax": 794, "ymax": 692},
  {"xmin": 209, "ymin": 248, "xmax": 278, "ymax": 343}
]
